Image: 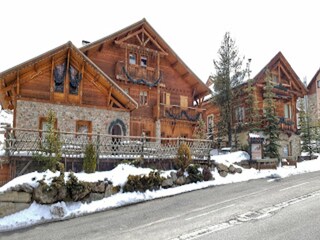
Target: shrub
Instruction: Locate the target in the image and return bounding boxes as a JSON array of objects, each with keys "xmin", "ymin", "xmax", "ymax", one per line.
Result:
[
  {"xmin": 123, "ymin": 171, "xmax": 164, "ymax": 193},
  {"xmin": 83, "ymin": 143, "xmax": 97, "ymax": 173},
  {"xmin": 186, "ymin": 164, "xmax": 203, "ymax": 183},
  {"xmin": 174, "ymin": 143, "xmax": 192, "ymax": 171}
]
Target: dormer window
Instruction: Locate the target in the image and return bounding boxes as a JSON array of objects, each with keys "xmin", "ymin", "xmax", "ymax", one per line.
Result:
[
  {"xmin": 140, "ymin": 56, "xmax": 147, "ymax": 67},
  {"xmin": 129, "ymin": 53, "xmax": 136, "ymax": 65}
]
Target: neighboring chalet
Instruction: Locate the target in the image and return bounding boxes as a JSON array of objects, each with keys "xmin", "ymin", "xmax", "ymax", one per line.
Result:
[
  {"xmin": 203, "ymin": 52, "xmax": 308, "ymax": 159},
  {"xmin": 307, "ymin": 68, "xmax": 320, "ymax": 124},
  {"xmin": 80, "ymin": 19, "xmax": 210, "ymax": 138}
]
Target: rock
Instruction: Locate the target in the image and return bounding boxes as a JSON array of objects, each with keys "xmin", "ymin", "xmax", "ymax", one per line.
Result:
[
  {"xmin": 33, "ymin": 183, "xmax": 58, "ymax": 204},
  {"xmin": 235, "ymin": 168, "xmax": 243, "ymax": 174},
  {"xmin": 162, "ymin": 178, "xmax": 174, "ymax": 188},
  {"xmin": 90, "ymin": 181, "xmax": 106, "ymax": 193},
  {"xmin": 228, "ymin": 165, "xmax": 236, "ymax": 174},
  {"xmin": 104, "ymin": 184, "xmax": 114, "ymax": 198},
  {"xmin": 10, "ymin": 183, "xmax": 34, "ymax": 193},
  {"xmin": 0, "ymin": 202, "xmax": 31, "ymax": 218},
  {"xmin": 56, "ymin": 185, "xmax": 69, "ymax": 201},
  {"xmin": 219, "ymin": 171, "xmax": 228, "ymax": 177},
  {"xmin": 202, "ymin": 166, "xmax": 214, "ymax": 181},
  {"xmin": 50, "ymin": 202, "xmax": 67, "ymax": 218},
  {"xmin": 170, "ymin": 172, "xmax": 177, "ymax": 182},
  {"xmin": 69, "ymin": 182, "xmax": 91, "ymax": 202},
  {"xmin": 83, "ymin": 193, "xmax": 104, "ymax": 203},
  {"xmin": 0, "ymin": 191, "xmax": 32, "ymax": 203},
  {"xmin": 216, "ymin": 163, "xmax": 229, "ymax": 172},
  {"xmin": 175, "ymin": 176, "xmax": 186, "ymax": 186}
]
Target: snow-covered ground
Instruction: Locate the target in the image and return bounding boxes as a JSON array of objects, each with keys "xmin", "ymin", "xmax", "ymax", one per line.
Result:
[{"xmin": 1, "ymin": 152, "xmax": 320, "ymax": 232}]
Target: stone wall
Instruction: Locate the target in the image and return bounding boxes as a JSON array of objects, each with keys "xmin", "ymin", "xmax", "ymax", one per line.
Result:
[{"xmin": 15, "ymin": 100, "xmax": 130, "ymax": 135}]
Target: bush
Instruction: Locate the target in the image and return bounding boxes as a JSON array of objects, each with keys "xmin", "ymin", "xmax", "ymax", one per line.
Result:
[
  {"xmin": 123, "ymin": 171, "xmax": 164, "ymax": 193},
  {"xmin": 174, "ymin": 143, "xmax": 192, "ymax": 171},
  {"xmin": 186, "ymin": 164, "xmax": 203, "ymax": 183},
  {"xmin": 83, "ymin": 143, "xmax": 97, "ymax": 173}
]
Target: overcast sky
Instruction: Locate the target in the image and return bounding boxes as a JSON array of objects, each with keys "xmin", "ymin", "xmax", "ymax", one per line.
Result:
[{"xmin": 0, "ymin": 0, "xmax": 319, "ymax": 84}]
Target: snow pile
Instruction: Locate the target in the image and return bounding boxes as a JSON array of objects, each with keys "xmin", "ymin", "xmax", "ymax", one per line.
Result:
[
  {"xmin": 211, "ymin": 151, "xmax": 250, "ymax": 167},
  {"xmin": 0, "ymin": 153, "xmax": 320, "ymax": 232}
]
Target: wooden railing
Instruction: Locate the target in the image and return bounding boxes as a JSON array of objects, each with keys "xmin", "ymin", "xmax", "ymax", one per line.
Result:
[{"xmin": 2, "ymin": 128, "xmax": 213, "ymax": 161}]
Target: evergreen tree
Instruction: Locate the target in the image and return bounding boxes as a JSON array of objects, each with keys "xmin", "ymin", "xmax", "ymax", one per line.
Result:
[
  {"xmin": 211, "ymin": 32, "xmax": 244, "ymax": 147},
  {"xmin": 262, "ymin": 70, "xmax": 280, "ymax": 159},
  {"xmin": 245, "ymin": 78, "xmax": 261, "ymax": 131},
  {"xmin": 193, "ymin": 117, "xmax": 207, "ymax": 139},
  {"xmin": 34, "ymin": 110, "xmax": 62, "ymax": 172},
  {"xmin": 298, "ymin": 97, "xmax": 313, "ymax": 155}
]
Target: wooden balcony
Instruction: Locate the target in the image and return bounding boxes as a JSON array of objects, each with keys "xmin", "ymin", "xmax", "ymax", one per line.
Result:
[
  {"xmin": 278, "ymin": 117, "xmax": 296, "ymax": 132},
  {"xmin": 156, "ymin": 103, "xmax": 205, "ymax": 122},
  {"xmin": 115, "ymin": 61, "xmax": 161, "ymax": 87}
]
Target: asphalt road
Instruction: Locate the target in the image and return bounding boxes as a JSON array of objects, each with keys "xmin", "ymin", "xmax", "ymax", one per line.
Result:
[{"xmin": 2, "ymin": 170, "xmax": 320, "ymax": 240}]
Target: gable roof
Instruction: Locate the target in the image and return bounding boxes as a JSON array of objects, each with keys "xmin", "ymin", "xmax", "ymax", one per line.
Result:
[
  {"xmin": 253, "ymin": 51, "xmax": 307, "ymax": 96},
  {"xmin": 80, "ymin": 18, "xmax": 210, "ymax": 99},
  {"xmin": 0, "ymin": 42, "xmax": 138, "ymax": 110},
  {"xmin": 307, "ymin": 67, "xmax": 320, "ymax": 90}
]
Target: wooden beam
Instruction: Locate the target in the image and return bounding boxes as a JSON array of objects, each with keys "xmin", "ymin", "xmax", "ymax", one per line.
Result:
[
  {"xmin": 50, "ymin": 57, "xmax": 55, "ymax": 101},
  {"xmin": 182, "ymin": 72, "xmax": 189, "ymax": 79},
  {"xmin": 80, "ymin": 62, "xmax": 84, "ymax": 105},
  {"xmin": 136, "ymin": 35, "xmax": 142, "ymax": 45},
  {"xmin": 115, "ymin": 29, "xmax": 144, "ymax": 45},
  {"xmin": 16, "ymin": 71, "xmax": 20, "ymax": 96},
  {"xmin": 106, "ymin": 87, "xmax": 113, "ymax": 107},
  {"xmin": 143, "ymin": 38, "xmax": 150, "ymax": 47},
  {"xmin": 98, "ymin": 43, "xmax": 104, "ymax": 52},
  {"xmin": 171, "ymin": 61, "xmax": 179, "ymax": 68},
  {"xmin": 65, "ymin": 49, "xmax": 71, "ymax": 101}
]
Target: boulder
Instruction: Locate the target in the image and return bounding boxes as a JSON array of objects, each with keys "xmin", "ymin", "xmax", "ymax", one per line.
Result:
[
  {"xmin": 33, "ymin": 183, "xmax": 58, "ymax": 204},
  {"xmin": 50, "ymin": 202, "xmax": 67, "ymax": 218},
  {"xmin": 175, "ymin": 176, "xmax": 186, "ymax": 186},
  {"xmin": 219, "ymin": 171, "xmax": 228, "ymax": 178},
  {"xmin": 216, "ymin": 163, "xmax": 229, "ymax": 172},
  {"xmin": 235, "ymin": 168, "xmax": 243, "ymax": 174},
  {"xmin": 228, "ymin": 165, "xmax": 236, "ymax": 174},
  {"xmin": 90, "ymin": 181, "xmax": 106, "ymax": 193},
  {"xmin": 0, "ymin": 202, "xmax": 31, "ymax": 218},
  {"xmin": 104, "ymin": 184, "xmax": 114, "ymax": 198},
  {"xmin": 83, "ymin": 193, "xmax": 104, "ymax": 203},
  {"xmin": 162, "ymin": 178, "xmax": 174, "ymax": 188},
  {"xmin": 170, "ymin": 172, "xmax": 178, "ymax": 182},
  {"xmin": 9, "ymin": 183, "xmax": 34, "ymax": 193},
  {"xmin": 0, "ymin": 191, "xmax": 32, "ymax": 203},
  {"xmin": 202, "ymin": 166, "xmax": 214, "ymax": 181},
  {"xmin": 69, "ymin": 183, "xmax": 91, "ymax": 202}
]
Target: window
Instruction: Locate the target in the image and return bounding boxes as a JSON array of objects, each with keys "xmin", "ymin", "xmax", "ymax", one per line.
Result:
[
  {"xmin": 140, "ymin": 91, "xmax": 148, "ymax": 105},
  {"xmin": 38, "ymin": 116, "xmax": 58, "ymax": 139},
  {"xmin": 76, "ymin": 120, "xmax": 92, "ymax": 140},
  {"xmin": 180, "ymin": 96, "xmax": 188, "ymax": 108},
  {"xmin": 129, "ymin": 53, "xmax": 137, "ymax": 65},
  {"xmin": 165, "ymin": 93, "xmax": 171, "ymax": 105},
  {"xmin": 207, "ymin": 114, "xmax": 214, "ymax": 134},
  {"xmin": 140, "ymin": 56, "xmax": 147, "ymax": 67},
  {"xmin": 317, "ymin": 80, "xmax": 320, "ymax": 88},
  {"xmin": 284, "ymin": 104, "xmax": 292, "ymax": 119},
  {"xmin": 235, "ymin": 107, "xmax": 245, "ymax": 122}
]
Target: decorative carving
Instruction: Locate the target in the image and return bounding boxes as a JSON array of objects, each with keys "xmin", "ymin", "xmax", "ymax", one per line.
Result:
[
  {"xmin": 165, "ymin": 110, "xmax": 200, "ymax": 122},
  {"xmin": 53, "ymin": 62, "xmax": 66, "ymax": 92},
  {"xmin": 122, "ymin": 66, "xmax": 161, "ymax": 87},
  {"xmin": 69, "ymin": 65, "xmax": 82, "ymax": 95}
]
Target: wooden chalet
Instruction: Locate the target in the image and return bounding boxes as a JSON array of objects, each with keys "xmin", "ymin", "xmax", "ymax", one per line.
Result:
[
  {"xmin": 203, "ymin": 52, "xmax": 308, "ymax": 158},
  {"xmin": 307, "ymin": 68, "xmax": 320, "ymax": 124},
  {"xmin": 0, "ymin": 41, "xmax": 137, "ymax": 135},
  {"xmin": 80, "ymin": 18, "xmax": 210, "ymax": 138}
]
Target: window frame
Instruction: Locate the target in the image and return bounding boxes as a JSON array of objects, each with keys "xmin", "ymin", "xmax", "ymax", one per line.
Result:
[
  {"xmin": 139, "ymin": 90, "xmax": 148, "ymax": 106},
  {"xmin": 207, "ymin": 114, "xmax": 214, "ymax": 134},
  {"xmin": 129, "ymin": 53, "xmax": 137, "ymax": 65},
  {"xmin": 140, "ymin": 55, "xmax": 147, "ymax": 67}
]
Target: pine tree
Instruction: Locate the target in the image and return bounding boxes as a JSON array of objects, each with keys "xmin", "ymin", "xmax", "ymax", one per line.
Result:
[
  {"xmin": 245, "ymin": 78, "xmax": 261, "ymax": 131},
  {"xmin": 298, "ymin": 98, "xmax": 313, "ymax": 156},
  {"xmin": 193, "ymin": 117, "xmax": 207, "ymax": 139},
  {"xmin": 262, "ymin": 70, "xmax": 280, "ymax": 159},
  {"xmin": 212, "ymin": 32, "xmax": 244, "ymax": 147},
  {"xmin": 33, "ymin": 110, "xmax": 62, "ymax": 172}
]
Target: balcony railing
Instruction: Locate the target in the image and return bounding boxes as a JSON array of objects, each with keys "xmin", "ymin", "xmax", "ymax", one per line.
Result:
[{"xmin": 2, "ymin": 128, "xmax": 212, "ymax": 161}]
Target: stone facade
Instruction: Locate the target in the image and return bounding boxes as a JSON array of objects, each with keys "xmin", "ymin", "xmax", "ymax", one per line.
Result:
[{"xmin": 15, "ymin": 100, "xmax": 130, "ymax": 135}]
